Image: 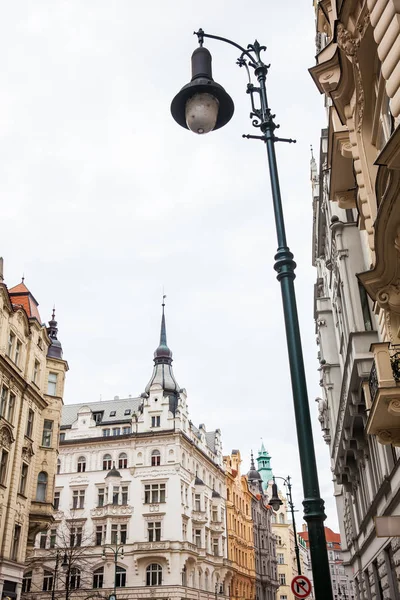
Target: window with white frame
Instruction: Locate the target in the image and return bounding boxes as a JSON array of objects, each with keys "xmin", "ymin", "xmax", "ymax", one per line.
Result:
[
  {"xmin": 115, "ymin": 566, "xmax": 126, "ymax": 588},
  {"xmin": 144, "ymin": 482, "xmax": 166, "ymax": 504},
  {"xmin": 70, "ymin": 526, "xmax": 83, "ymax": 547},
  {"xmin": 72, "ymin": 489, "xmax": 85, "ymax": 509},
  {"xmin": 277, "ymin": 553, "xmax": 284, "ymax": 565},
  {"xmin": 19, "ymin": 463, "xmax": 29, "ymax": 495},
  {"xmin": 151, "ymin": 415, "xmax": 161, "ymax": 428},
  {"xmin": 151, "ymin": 449, "xmax": 161, "ymax": 466},
  {"xmin": 97, "ymin": 488, "xmax": 105, "ymax": 507},
  {"xmin": 182, "ymin": 521, "xmax": 187, "ymax": 540},
  {"xmin": 0, "ymin": 449, "xmax": 9, "ymax": 486},
  {"xmin": 111, "ymin": 523, "xmax": 127, "ymax": 544},
  {"xmin": 93, "ymin": 567, "xmax": 104, "ymax": 589},
  {"xmin": 212, "ymin": 538, "xmax": 219, "ymax": 556},
  {"xmin": 22, "ymin": 572, "xmax": 32, "ymax": 593},
  {"xmin": 118, "ymin": 453, "xmax": 128, "ymax": 469},
  {"xmin": 95, "ymin": 524, "xmax": 106, "ymax": 546},
  {"xmin": 122, "ymin": 426, "xmax": 131, "ymax": 434},
  {"xmin": 14, "ymin": 340, "xmax": 21, "ymax": 366},
  {"xmin": 41, "ymin": 420, "xmax": 53, "ymax": 447},
  {"xmin": 103, "ymin": 454, "xmax": 112, "ymax": 470},
  {"xmin": 69, "ymin": 568, "xmax": 81, "ymax": 589},
  {"xmin": 47, "ymin": 372, "xmax": 57, "ymax": 396},
  {"xmin": 7, "ymin": 331, "xmax": 15, "ymax": 358},
  {"xmin": 148, "ymin": 521, "xmax": 161, "ymax": 542},
  {"xmin": 77, "ymin": 456, "xmax": 86, "ymax": 473},
  {"xmin": 53, "ymin": 490, "xmax": 60, "ymax": 510},
  {"xmin": 279, "ymin": 573, "xmax": 286, "ymax": 586},
  {"xmin": 26, "ymin": 409, "xmax": 34, "ymax": 438},
  {"xmin": 36, "ymin": 472, "xmax": 48, "ymax": 502},
  {"xmin": 42, "ymin": 571, "xmax": 53, "ymax": 592},
  {"xmin": 195, "ymin": 494, "xmax": 201, "ymax": 511},
  {"xmin": 146, "ymin": 564, "xmax": 162, "ymax": 586},
  {"xmin": 194, "ymin": 529, "xmax": 202, "ymax": 548}
]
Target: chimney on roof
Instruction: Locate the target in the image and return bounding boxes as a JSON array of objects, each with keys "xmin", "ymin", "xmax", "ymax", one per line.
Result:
[
  {"xmin": 0, "ymin": 257, "xmax": 3, "ymax": 282},
  {"xmin": 302, "ymin": 524, "xmax": 307, "ymax": 532}
]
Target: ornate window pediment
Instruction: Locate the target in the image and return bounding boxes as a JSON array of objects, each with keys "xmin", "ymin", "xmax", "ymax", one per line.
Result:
[{"xmin": 0, "ymin": 423, "xmax": 14, "ymax": 449}]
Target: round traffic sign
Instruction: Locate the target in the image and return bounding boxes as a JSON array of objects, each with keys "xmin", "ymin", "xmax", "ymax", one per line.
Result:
[{"xmin": 291, "ymin": 575, "xmax": 312, "ymax": 598}]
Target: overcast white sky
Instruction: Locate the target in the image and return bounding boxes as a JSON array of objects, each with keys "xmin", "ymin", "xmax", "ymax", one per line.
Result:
[{"xmin": 0, "ymin": 2, "xmax": 338, "ymax": 529}]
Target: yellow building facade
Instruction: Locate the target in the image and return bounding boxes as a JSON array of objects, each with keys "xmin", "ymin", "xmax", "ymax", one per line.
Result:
[
  {"xmin": 0, "ymin": 263, "xmax": 68, "ymax": 600},
  {"xmin": 224, "ymin": 451, "xmax": 256, "ymax": 600}
]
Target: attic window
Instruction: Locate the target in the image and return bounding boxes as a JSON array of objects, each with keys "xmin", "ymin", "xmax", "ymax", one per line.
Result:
[
  {"xmin": 110, "ymin": 411, "xmax": 116, "ymax": 417},
  {"xmin": 93, "ymin": 411, "xmax": 104, "ymax": 424},
  {"xmin": 124, "ymin": 409, "xmax": 131, "ymax": 416}
]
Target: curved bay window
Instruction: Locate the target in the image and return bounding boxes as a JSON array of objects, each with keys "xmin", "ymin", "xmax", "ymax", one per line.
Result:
[
  {"xmin": 116, "ymin": 566, "xmax": 126, "ymax": 588},
  {"xmin": 146, "ymin": 563, "xmax": 162, "ymax": 586},
  {"xmin": 36, "ymin": 471, "xmax": 48, "ymax": 502}
]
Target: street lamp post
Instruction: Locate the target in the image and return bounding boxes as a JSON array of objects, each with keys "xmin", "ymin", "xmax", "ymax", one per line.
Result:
[
  {"xmin": 171, "ymin": 29, "xmax": 333, "ymax": 600},
  {"xmin": 102, "ymin": 537, "xmax": 124, "ymax": 597},
  {"xmin": 270, "ymin": 476, "xmax": 301, "ymax": 575}
]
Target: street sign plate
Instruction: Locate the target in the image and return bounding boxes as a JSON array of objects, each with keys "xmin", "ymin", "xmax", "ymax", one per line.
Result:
[{"xmin": 291, "ymin": 575, "xmax": 312, "ymax": 599}]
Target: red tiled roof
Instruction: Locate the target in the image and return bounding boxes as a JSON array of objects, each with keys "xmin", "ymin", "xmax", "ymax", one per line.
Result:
[
  {"xmin": 9, "ymin": 281, "xmax": 41, "ymax": 322},
  {"xmin": 299, "ymin": 527, "xmax": 341, "ymax": 548}
]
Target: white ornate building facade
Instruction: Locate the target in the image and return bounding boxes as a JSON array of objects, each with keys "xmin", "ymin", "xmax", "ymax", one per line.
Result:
[
  {"xmin": 310, "ymin": 2, "xmax": 400, "ymax": 597},
  {"xmin": 22, "ymin": 306, "xmax": 233, "ymax": 600}
]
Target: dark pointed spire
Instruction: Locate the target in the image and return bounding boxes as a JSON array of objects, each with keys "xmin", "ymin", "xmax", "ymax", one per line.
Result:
[
  {"xmin": 247, "ymin": 449, "xmax": 262, "ymax": 482},
  {"xmin": 154, "ymin": 295, "xmax": 173, "ymax": 365},
  {"xmin": 47, "ymin": 307, "xmax": 63, "ymax": 359},
  {"xmin": 145, "ymin": 299, "xmax": 180, "ymax": 394}
]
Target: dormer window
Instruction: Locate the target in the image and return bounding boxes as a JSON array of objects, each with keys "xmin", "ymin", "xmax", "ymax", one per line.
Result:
[
  {"xmin": 93, "ymin": 412, "xmax": 103, "ymax": 424},
  {"xmin": 151, "ymin": 416, "xmax": 161, "ymax": 428},
  {"xmin": 110, "ymin": 411, "xmax": 116, "ymax": 417},
  {"xmin": 124, "ymin": 409, "xmax": 131, "ymax": 416}
]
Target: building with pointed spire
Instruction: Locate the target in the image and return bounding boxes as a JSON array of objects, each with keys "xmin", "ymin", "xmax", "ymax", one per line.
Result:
[
  {"xmin": 24, "ymin": 305, "xmax": 233, "ymax": 600},
  {"xmin": 256, "ymin": 443, "xmax": 273, "ymax": 493},
  {"xmin": 0, "ymin": 262, "xmax": 68, "ymax": 600},
  {"xmin": 246, "ymin": 453, "xmax": 279, "ymax": 600}
]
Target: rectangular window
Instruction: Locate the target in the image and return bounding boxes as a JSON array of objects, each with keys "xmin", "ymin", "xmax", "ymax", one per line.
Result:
[
  {"xmin": 279, "ymin": 574, "xmax": 286, "ymax": 586},
  {"xmin": 277, "ymin": 553, "xmax": 284, "ymax": 565},
  {"xmin": 70, "ymin": 526, "xmax": 82, "ymax": 547},
  {"xmin": 121, "ymin": 486, "xmax": 128, "ymax": 505},
  {"xmin": 11, "ymin": 525, "xmax": 21, "ymax": 560},
  {"xmin": 144, "ymin": 483, "xmax": 166, "ymax": 504},
  {"xmin": 0, "ymin": 387, "xmax": 7, "ymax": 418},
  {"xmin": 7, "ymin": 332, "xmax": 15, "ymax": 357},
  {"xmin": 195, "ymin": 494, "xmax": 201, "ymax": 511},
  {"xmin": 53, "ymin": 491, "xmax": 60, "ymax": 510},
  {"xmin": 19, "ymin": 463, "xmax": 28, "ymax": 495},
  {"xmin": 102, "ymin": 429, "xmax": 110, "ymax": 437},
  {"xmin": 111, "ymin": 524, "xmax": 118, "ymax": 544},
  {"xmin": 212, "ymin": 538, "xmax": 219, "ymax": 556},
  {"xmin": 22, "ymin": 573, "xmax": 32, "ymax": 593},
  {"xmin": 42, "ymin": 572, "xmax": 53, "ymax": 592},
  {"xmin": 42, "ymin": 420, "xmax": 53, "ymax": 447},
  {"xmin": 122, "ymin": 426, "xmax": 131, "ymax": 435},
  {"xmin": 195, "ymin": 529, "xmax": 202, "ymax": 548},
  {"xmin": 40, "ymin": 531, "xmax": 47, "ymax": 549},
  {"xmin": 47, "ymin": 372, "xmax": 57, "ymax": 396},
  {"xmin": 7, "ymin": 393, "xmax": 15, "ymax": 424},
  {"xmin": 33, "ymin": 359, "xmax": 40, "ymax": 384},
  {"xmin": 60, "ymin": 432, "xmax": 65, "ymax": 442},
  {"xmin": 120, "ymin": 523, "xmax": 127, "ymax": 544},
  {"xmin": 212, "ymin": 508, "xmax": 218, "ymax": 521},
  {"xmin": 93, "ymin": 411, "xmax": 103, "ymax": 424},
  {"xmin": 124, "ymin": 409, "xmax": 131, "ymax": 415},
  {"xmin": 148, "ymin": 521, "xmax": 161, "ymax": 542},
  {"xmin": 26, "ymin": 409, "xmax": 34, "ymax": 438},
  {"xmin": 113, "ymin": 486, "xmax": 119, "ymax": 505},
  {"xmin": 49, "ymin": 529, "xmax": 56, "ymax": 548},
  {"xmin": 111, "ymin": 523, "xmax": 127, "ymax": 545},
  {"xmin": 0, "ymin": 449, "xmax": 9, "ymax": 486},
  {"xmin": 151, "ymin": 415, "xmax": 161, "ymax": 427},
  {"xmin": 112, "ymin": 427, "xmax": 121, "ymax": 436},
  {"xmin": 15, "ymin": 341, "xmax": 21, "ymax": 366},
  {"xmin": 182, "ymin": 521, "xmax": 187, "ymax": 540},
  {"xmin": 72, "ymin": 489, "xmax": 85, "ymax": 509},
  {"xmin": 98, "ymin": 488, "xmax": 105, "ymax": 507},
  {"xmin": 95, "ymin": 525, "xmax": 106, "ymax": 546}
]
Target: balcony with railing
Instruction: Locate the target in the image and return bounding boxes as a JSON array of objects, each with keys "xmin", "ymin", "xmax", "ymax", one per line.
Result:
[{"xmin": 367, "ymin": 342, "xmax": 400, "ymax": 445}]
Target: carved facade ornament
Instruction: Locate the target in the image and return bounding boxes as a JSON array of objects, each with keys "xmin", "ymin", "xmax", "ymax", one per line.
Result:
[
  {"xmin": 22, "ymin": 443, "xmax": 34, "ymax": 464},
  {"xmin": 376, "ymin": 281, "xmax": 400, "ymax": 315},
  {"xmin": 0, "ymin": 425, "xmax": 14, "ymax": 449},
  {"xmin": 336, "ymin": 12, "xmax": 370, "ymax": 132}
]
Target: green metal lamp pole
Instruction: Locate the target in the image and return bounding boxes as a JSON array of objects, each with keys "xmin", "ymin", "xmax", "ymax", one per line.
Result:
[
  {"xmin": 270, "ymin": 475, "xmax": 301, "ymax": 576},
  {"xmin": 171, "ymin": 29, "xmax": 333, "ymax": 600}
]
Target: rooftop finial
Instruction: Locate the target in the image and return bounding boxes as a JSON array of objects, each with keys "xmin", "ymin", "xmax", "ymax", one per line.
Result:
[
  {"xmin": 160, "ymin": 295, "xmax": 168, "ymax": 347},
  {"xmin": 21, "ymin": 273, "xmax": 25, "ymax": 284},
  {"xmin": 52, "ymin": 305, "xmax": 56, "ymax": 321},
  {"xmin": 250, "ymin": 450, "xmax": 256, "ymax": 470},
  {"xmin": 310, "ymin": 144, "xmax": 314, "ymax": 160}
]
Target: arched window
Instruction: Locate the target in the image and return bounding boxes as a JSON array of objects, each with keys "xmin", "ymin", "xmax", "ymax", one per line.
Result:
[
  {"xmin": 182, "ymin": 566, "xmax": 187, "ymax": 586},
  {"xmin": 204, "ymin": 570, "xmax": 209, "ymax": 591},
  {"xmin": 118, "ymin": 453, "xmax": 128, "ymax": 469},
  {"xmin": 42, "ymin": 570, "xmax": 53, "ymax": 592},
  {"xmin": 103, "ymin": 454, "xmax": 112, "ymax": 470},
  {"xmin": 279, "ymin": 513, "xmax": 284, "ymax": 524},
  {"xmin": 36, "ymin": 472, "xmax": 48, "ymax": 502},
  {"xmin": 93, "ymin": 567, "xmax": 104, "ymax": 589},
  {"xmin": 22, "ymin": 572, "xmax": 32, "ymax": 593},
  {"xmin": 146, "ymin": 563, "xmax": 162, "ymax": 586},
  {"xmin": 116, "ymin": 566, "xmax": 126, "ymax": 588},
  {"xmin": 151, "ymin": 449, "xmax": 161, "ymax": 467},
  {"xmin": 69, "ymin": 568, "xmax": 81, "ymax": 590},
  {"xmin": 77, "ymin": 456, "xmax": 86, "ymax": 473},
  {"xmin": 57, "ymin": 459, "xmax": 61, "ymax": 475}
]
